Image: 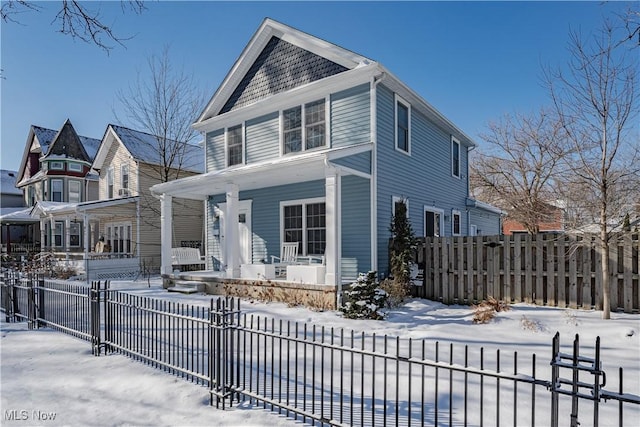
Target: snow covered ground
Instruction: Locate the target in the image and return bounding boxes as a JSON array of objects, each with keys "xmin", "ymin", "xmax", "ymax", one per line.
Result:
[{"xmin": 1, "ymin": 277, "xmax": 639, "ymax": 426}]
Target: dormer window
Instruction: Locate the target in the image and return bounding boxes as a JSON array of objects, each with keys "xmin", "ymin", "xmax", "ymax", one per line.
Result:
[{"xmin": 68, "ymin": 162, "xmax": 82, "ymax": 172}]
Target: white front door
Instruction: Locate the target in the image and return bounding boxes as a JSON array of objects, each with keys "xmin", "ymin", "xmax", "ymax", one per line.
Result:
[{"xmin": 218, "ymin": 200, "xmax": 252, "ymax": 265}]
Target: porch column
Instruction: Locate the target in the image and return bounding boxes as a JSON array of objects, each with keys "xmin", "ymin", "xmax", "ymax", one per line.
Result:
[
  {"xmin": 325, "ymin": 169, "xmax": 341, "ymax": 288},
  {"xmin": 225, "ymin": 184, "xmax": 240, "ymax": 279},
  {"xmin": 160, "ymin": 194, "xmax": 173, "ymax": 275},
  {"xmin": 65, "ymin": 218, "xmax": 71, "ymax": 258},
  {"xmin": 83, "ymin": 213, "xmax": 90, "ymax": 277},
  {"xmin": 39, "ymin": 219, "xmax": 45, "ymax": 251}
]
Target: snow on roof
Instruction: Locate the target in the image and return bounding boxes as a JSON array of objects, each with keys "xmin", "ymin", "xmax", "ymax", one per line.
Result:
[
  {"xmin": 0, "ymin": 207, "xmax": 36, "ymax": 223},
  {"xmin": 80, "ymin": 136, "xmax": 101, "ymax": 162},
  {"xmin": 0, "ymin": 170, "xmax": 22, "ymax": 195},
  {"xmin": 110, "ymin": 125, "xmax": 204, "ymax": 173},
  {"xmin": 31, "ymin": 126, "xmax": 58, "ymax": 154}
]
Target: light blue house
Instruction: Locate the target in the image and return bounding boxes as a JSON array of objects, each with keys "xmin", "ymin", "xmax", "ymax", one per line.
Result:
[{"xmin": 151, "ymin": 18, "xmax": 499, "ymax": 290}]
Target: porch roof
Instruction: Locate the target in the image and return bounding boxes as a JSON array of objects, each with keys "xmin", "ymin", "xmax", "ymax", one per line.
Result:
[
  {"xmin": 0, "ymin": 207, "xmax": 38, "ymax": 224},
  {"xmin": 151, "ymin": 143, "xmax": 373, "ymax": 200},
  {"xmin": 29, "ymin": 197, "xmax": 138, "ymax": 218}
]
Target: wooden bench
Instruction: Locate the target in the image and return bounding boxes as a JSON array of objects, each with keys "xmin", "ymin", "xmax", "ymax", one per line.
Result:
[{"xmin": 171, "ymin": 247, "xmax": 206, "ymax": 270}]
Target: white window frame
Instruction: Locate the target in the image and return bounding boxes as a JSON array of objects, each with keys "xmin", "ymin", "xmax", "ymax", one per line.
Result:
[
  {"xmin": 107, "ymin": 167, "xmax": 114, "ymax": 198},
  {"xmin": 69, "ymin": 221, "xmax": 81, "ymax": 247},
  {"xmin": 280, "ymin": 197, "xmax": 326, "ymax": 257},
  {"xmin": 280, "ymin": 97, "xmax": 328, "ymax": 156},
  {"xmin": 226, "ymin": 124, "xmax": 244, "ymax": 167},
  {"xmin": 49, "ymin": 161, "xmax": 64, "ymax": 170},
  {"xmin": 51, "ymin": 178, "xmax": 63, "ymax": 202},
  {"xmin": 394, "ymin": 94, "xmax": 411, "ymax": 155},
  {"xmin": 451, "ymin": 136, "xmax": 461, "ymax": 179},
  {"xmin": 68, "ymin": 180, "xmax": 82, "ymax": 203},
  {"xmin": 452, "ymin": 209, "xmax": 462, "ymax": 236},
  {"xmin": 53, "ymin": 221, "xmax": 64, "ymax": 247},
  {"xmin": 424, "ymin": 206, "xmax": 445, "ymax": 238},
  {"xmin": 68, "ymin": 162, "xmax": 82, "ymax": 172},
  {"xmin": 121, "ymin": 164, "xmax": 129, "ymax": 189},
  {"xmin": 392, "ymin": 196, "xmax": 410, "ymax": 218}
]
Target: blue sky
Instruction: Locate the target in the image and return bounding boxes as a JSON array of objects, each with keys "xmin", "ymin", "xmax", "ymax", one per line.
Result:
[{"xmin": 0, "ymin": 1, "xmax": 631, "ymax": 172}]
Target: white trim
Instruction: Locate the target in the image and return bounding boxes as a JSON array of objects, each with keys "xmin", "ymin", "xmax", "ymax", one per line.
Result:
[
  {"xmin": 279, "ymin": 197, "xmax": 326, "ymax": 257},
  {"xmin": 423, "ymin": 206, "xmax": 445, "ymax": 238},
  {"xmin": 452, "ymin": 209, "xmax": 462, "ymax": 236},
  {"xmin": 451, "ymin": 135, "xmax": 461, "ymax": 179},
  {"xmin": 394, "ymin": 94, "xmax": 411, "ymax": 156}
]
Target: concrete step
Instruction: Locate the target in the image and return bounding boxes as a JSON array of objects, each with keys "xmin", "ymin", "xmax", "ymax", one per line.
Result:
[{"xmin": 167, "ymin": 281, "xmax": 205, "ymax": 294}]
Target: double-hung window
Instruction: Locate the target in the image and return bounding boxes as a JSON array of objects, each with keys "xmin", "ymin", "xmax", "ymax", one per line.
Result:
[
  {"xmin": 107, "ymin": 167, "xmax": 114, "ymax": 198},
  {"xmin": 227, "ymin": 125, "xmax": 243, "ymax": 167},
  {"xmin": 121, "ymin": 164, "xmax": 129, "ymax": 190},
  {"xmin": 69, "ymin": 222, "xmax": 81, "ymax": 247},
  {"xmin": 282, "ymin": 199, "xmax": 326, "ymax": 256},
  {"xmin": 452, "ymin": 210, "xmax": 462, "ymax": 236},
  {"xmin": 451, "ymin": 136, "xmax": 461, "ymax": 178},
  {"xmin": 51, "ymin": 179, "xmax": 63, "ymax": 202},
  {"xmin": 53, "ymin": 221, "xmax": 64, "ymax": 247},
  {"xmin": 68, "ymin": 180, "xmax": 81, "ymax": 203},
  {"xmin": 283, "ymin": 99, "xmax": 326, "ymax": 154},
  {"xmin": 395, "ymin": 95, "xmax": 411, "ymax": 154}
]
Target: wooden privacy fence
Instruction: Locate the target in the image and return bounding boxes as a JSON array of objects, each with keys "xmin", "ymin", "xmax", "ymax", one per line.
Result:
[{"xmin": 416, "ymin": 233, "xmax": 639, "ymax": 312}]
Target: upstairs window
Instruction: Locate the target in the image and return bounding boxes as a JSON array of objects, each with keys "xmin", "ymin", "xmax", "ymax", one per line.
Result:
[
  {"xmin": 121, "ymin": 164, "xmax": 129, "ymax": 189},
  {"xmin": 452, "ymin": 136, "xmax": 461, "ymax": 178},
  {"xmin": 283, "ymin": 98, "xmax": 326, "ymax": 154},
  {"xmin": 395, "ymin": 95, "xmax": 411, "ymax": 154},
  {"xmin": 227, "ymin": 125, "xmax": 243, "ymax": 167},
  {"xmin": 68, "ymin": 180, "xmax": 81, "ymax": 203},
  {"xmin": 68, "ymin": 162, "xmax": 82, "ymax": 172},
  {"xmin": 107, "ymin": 167, "xmax": 114, "ymax": 198},
  {"xmin": 49, "ymin": 161, "xmax": 64, "ymax": 170},
  {"xmin": 51, "ymin": 179, "xmax": 63, "ymax": 202}
]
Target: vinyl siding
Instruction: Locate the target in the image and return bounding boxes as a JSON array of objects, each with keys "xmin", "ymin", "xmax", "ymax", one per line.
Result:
[
  {"xmin": 469, "ymin": 206, "xmax": 501, "ymax": 236},
  {"xmin": 331, "ymin": 84, "xmax": 370, "ymax": 148},
  {"xmin": 99, "ymin": 139, "xmax": 138, "ymax": 199},
  {"xmin": 341, "ymin": 175, "xmax": 371, "ymax": 280},
  {"xmin": 332, "ymin": 151, "xmax": 371, "ymax": 175},
  {"xmin": 376, "ymin": 84, "xmax": 470, "ymax": 277},
  {"xmin": 206, "ymin": 129, "xmax": 225, "ymax": 172},
  {"xmin": 246, "ymin": 112, "xmax": 279, "ymax": 163}
]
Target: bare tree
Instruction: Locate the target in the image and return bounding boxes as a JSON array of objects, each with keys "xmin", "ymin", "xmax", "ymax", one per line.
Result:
[
  {"xmin": 470, "ymin": 108, "xmax": 571, "ymax": 233},
  {"xmin": 546, "ymin": 20, "xmax": 639, "ymax": 319},
  {"xmin": 114, "ymin": 47, "xmax": 206, "ymax": 229},
  {"xmin": 1, "ymin": 0, "xmax": 145, "ymax": 53}
]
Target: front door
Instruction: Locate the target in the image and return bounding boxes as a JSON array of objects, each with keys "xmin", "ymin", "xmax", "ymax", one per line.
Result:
[{"xmin": 218, "ymin": 200, "xmax": 252, "ymax": 265}]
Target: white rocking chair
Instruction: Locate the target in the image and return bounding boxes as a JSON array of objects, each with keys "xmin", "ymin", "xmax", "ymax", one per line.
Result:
[{"xmin": 271, "ymin": 242, "xmax": 299, "ymax": 277}]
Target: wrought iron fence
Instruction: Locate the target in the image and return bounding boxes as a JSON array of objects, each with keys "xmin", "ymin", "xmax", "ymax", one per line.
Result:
[{"xmin": 1, "ymin": 271, "xmax": 639, "ymax": 426}]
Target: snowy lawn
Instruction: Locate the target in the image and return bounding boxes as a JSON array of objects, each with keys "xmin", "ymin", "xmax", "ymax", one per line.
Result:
[{"xmin": 1, "ymin": 277, "xmax": 639, "ymax": 426}]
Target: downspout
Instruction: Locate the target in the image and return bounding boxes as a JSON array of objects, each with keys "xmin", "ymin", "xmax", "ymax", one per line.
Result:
[
  {"xmin": 467, "ymin": 143, "xmax": 476, "ymax": 236},
  {"xmin": 370, "ymin": 71, "xmax": 386, "ymax": 275}
]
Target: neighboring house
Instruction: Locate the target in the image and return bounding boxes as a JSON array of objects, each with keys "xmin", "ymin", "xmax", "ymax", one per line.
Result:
[
  {"xmin": 466, "ymin": 198, "xmax": 503, "ymax": 236},
  {"xmin": 1, "ymin": 169, "xmax": 37, "ymax": 256},
  {"xmin": 502, "ymin": 201, "xmax": 565, "ymax": 235},
  {"xmin": 29, "ymin": 124, "xmax": 204, "ymax": 279},
  {"xmin": 152, "ymin": 18, "xmax": 501, "ymax": 289}
]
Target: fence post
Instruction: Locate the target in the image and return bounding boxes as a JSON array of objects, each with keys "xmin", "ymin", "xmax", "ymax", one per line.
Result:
[
  {"xmin": 27, "ymin": 273, "xmax": 36, "ymax": 330},
  {"xmin": 90, "ymin": 281, "xmax": 101, "ymax": 356},
  {"xmin": 11, "ymin": 272, "xmax": 19, "ymax": 321},
  {"xmin": 37, "ymin": 275, "xmax": 46, "ymax": 327},
  {"xmin": 550, "ymin": 332, "xmax": 560, "ymax": 427}
]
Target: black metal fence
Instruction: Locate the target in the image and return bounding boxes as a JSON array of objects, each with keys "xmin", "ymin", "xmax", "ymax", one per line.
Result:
[{"xmin": 1, "ymin": 271, "xmax": 639, "ymax": 426}]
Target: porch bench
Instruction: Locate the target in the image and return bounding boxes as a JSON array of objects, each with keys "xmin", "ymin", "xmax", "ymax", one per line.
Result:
[{"xmin": 171, "ymin": 247, "xmax": 206, "ymax": 270}]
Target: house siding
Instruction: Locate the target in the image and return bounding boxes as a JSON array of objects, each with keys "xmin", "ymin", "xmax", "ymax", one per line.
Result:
[
  {"xmin": 100, "ymin": 139, "xmax": 138, "ymax": 199},
  {"xmin": 469, "ymin": 206, "xmax": 501, "ymax": 236},
  {"xmin": 330, "ymin": 84, "xmax": 370, "ymax": 148},
  {"xmin": 341, "ymin": 175, "xmax": 371, "ymax": 281},
  {"xmin": 376, "ymin": 84, "xmax": 470, "ymax": 277},
  {"xmin": 206, "ymin": 129, "xmax": 225, "ymax": 172},
  {"xmin": 331, "ymin": 151, "xmax": 371, "ymax": 175},
  {"xmin": 246, "ymin": 112, "xmax": 279, "ymax": 164}
]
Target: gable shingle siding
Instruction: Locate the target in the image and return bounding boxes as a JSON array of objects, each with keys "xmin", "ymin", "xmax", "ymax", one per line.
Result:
[{"xmin": 220, "ymin": 37, "xmax": 349, "ymax": 114}]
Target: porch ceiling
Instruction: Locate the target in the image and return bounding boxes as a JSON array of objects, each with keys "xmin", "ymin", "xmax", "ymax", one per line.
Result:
[{"xmin": 152, "ymin": 143, "xmax": 372, "ymax": 200}]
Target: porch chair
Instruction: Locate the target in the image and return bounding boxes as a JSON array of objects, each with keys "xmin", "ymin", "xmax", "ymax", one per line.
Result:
[{"xmin": 271, "ymin": 242, "xmax": 299, "ymax": 277}]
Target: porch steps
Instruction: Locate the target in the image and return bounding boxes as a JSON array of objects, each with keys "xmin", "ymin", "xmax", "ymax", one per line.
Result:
[{"xmin": 167, "ymin": 281, "xmax": 205, "ymax": 294}]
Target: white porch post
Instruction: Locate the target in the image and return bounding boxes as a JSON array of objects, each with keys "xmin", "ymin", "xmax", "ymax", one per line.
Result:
[
  {"xmin": 39, "ymin": 219, "xmax": 46, "ymax": 251},
  {"xmin": 160, "ymin": 194, "xmax": 173, "ymax": 275},
  {"xmin": 325, "ymin": 169, "xmax": 340, "ymax": 288},
  {"xmin": 83, "ymin": 213, "xmax": 90, "ymax": 278},
  {"xmin": 65, "ymin": 219, "xmax": 71, "ymax": 257},
  {"xmin": 225, "ymin": 184, "xmax": 240, "ymax": 278}
]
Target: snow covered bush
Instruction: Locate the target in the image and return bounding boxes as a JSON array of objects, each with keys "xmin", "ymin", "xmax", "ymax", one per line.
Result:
[
  {"xmin": 389, "ymin": 199, "xmax": 417, "ymax": 286},
  {"xmin": 340, "ymin": 271, "xmax": 388, "ymax": 320}
]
